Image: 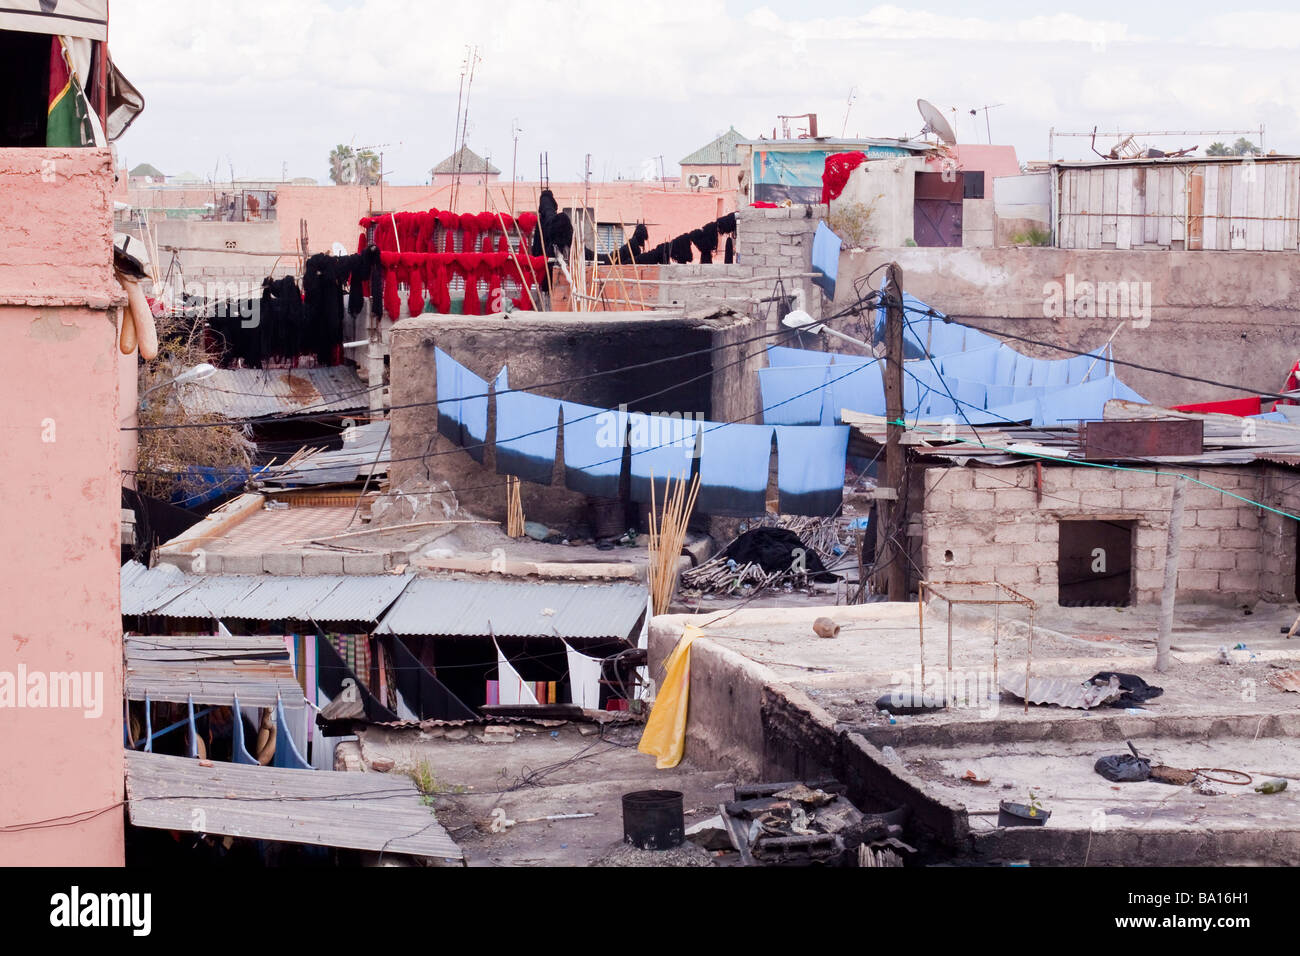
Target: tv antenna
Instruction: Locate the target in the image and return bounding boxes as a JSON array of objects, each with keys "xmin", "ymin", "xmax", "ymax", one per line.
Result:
[
  {"xmin": 841, "ymin": 87, "xmax": 857, "ymax": 137},
  {"xmin": 450, "ymin": 45, "xmax": 481, "ymax": 208},
  {"xmin": 968, "ymin": 103, "xmax": 1004, "ymax": 144}
]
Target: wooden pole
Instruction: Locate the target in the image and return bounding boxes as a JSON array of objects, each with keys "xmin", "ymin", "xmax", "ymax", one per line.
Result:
[
  {"xmin": 917, "ymin": 581, "xmax": 925, "ymax": 691},
  {"xmin": 1156, "ymin": 477, "xmax": 1186, "ymax": 673},
  {"xmin": 882, "ymin": 263, "xmax": 907, "ymax": 601}
]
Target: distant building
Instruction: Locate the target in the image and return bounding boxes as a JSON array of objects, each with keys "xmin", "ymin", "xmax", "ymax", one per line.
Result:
[
  {"xmin": 129, "ymin": 162, "xmax": 165, "ymax": 183},
  {"xmin": 680, "ymin": 126, "xmax": 749, "ymax": 193},
  {"xmin": 430, "ymin": 146, "xmax": 501, "ymax": 187}
]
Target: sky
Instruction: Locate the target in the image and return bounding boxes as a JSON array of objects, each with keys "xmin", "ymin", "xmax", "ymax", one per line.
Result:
[{"xmin": 109, "ymin": 0, "xmax": 1300, "ymax": 184}]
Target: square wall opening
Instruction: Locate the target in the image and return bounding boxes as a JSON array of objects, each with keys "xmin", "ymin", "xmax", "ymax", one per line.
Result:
[{"xmin": 1058, "ymin": 519, "xmax": 1135, "ymax": 607}]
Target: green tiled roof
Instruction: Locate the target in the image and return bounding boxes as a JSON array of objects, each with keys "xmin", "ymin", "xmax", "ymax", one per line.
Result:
[{"xmin": 679, "ymin": 127, "xmax": 748, "ymax": 166}]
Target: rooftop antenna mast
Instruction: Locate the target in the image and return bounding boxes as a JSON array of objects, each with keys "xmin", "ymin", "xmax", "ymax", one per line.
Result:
[
  {"xmin": 451, "ymin": 45, "xmax": 481, "ymax": 209},
  {"xmin": 352, "ymin": 141, "xmax": 399, "ymax": 210},
  {"xmin": 969, "ymin": 103, "xmax": 1004, "ymax": 144},
  {"xmin": 511, "ymin": 119, "xmax": 522, "ymax": 214},
  {"xmin": 841, "ymin": 87, "xmax": 857, "ymax": 137}
]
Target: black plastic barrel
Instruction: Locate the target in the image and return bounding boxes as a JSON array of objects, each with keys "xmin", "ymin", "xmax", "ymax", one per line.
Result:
[{"xmin": 622, "ymin": 789, "xmax": 684, "ymax": 850}]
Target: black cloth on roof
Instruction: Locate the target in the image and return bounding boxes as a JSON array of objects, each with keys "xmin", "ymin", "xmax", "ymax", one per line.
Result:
[
  {"xmin": 1089, "ymin": 672, "xmax": 1165, "ymax": 707},
  {"xmin": 258, "ymin": 276, "xmax": 306, "ymax": 366},
  {"xmin": 669, "ymin": 233, "xmax": 694, "ymax": 264},
  {"xmin": 720, "ymin": 527, "xmax": 838, "ymax": 582},
  {"xmin": 634, "ymin": 241, "xmax": 670, "ymax": 265},
  {"xmin": 314, "ymin": 633, "xmax": 397, "ymax": 726},
  {"xmin": 593, "ymin": 223, "xmax": 650, "ymax": 264},
  {"xmin": 384, "ymin": 636, "xmax": 477, "ymax": 721},
  {"xmin": 691, "ymin": 222, "xmax": 718, "ymax": 264},
  {"xmin": 724, "ymin": 236, "xmax": 734, "ymax": 264},
  {"xmin": 303, "ymin": 253, "xmax": 346, "ymax": 366},
  {"xmin": 717, "ymin": 212, "xmax": 737, "ymax": 235},
  {"xmin": 349, "ymin": 244, "xmax": 380, "ymax": 317}
]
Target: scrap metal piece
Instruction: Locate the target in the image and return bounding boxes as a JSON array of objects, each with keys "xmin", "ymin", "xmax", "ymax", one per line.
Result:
[
  {"xmin": 1268, "ymin": 669, "xmax": 1300, "ymax": 693},
  {"xmin": 1000, "ymin": 674, "xmax": 1122, "ymax": 710},
  {"xmin": 773, "ymin": 784, "xmax": 837, "ymax": 807}
]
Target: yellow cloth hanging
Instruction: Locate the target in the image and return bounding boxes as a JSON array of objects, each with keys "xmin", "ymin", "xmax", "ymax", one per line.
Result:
[{"xmin": 637, "ymin": 625, "xmax": 703, "ymax": 769}]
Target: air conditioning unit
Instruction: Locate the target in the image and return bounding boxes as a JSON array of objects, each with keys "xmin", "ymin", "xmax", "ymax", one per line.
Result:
[{"xmin": 687, "ymin": 173, "xmax": 716, "ymax": 189}]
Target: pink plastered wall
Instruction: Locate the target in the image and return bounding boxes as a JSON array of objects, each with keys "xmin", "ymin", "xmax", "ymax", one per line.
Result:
[{"xmin": 0, "ymin": 147, "xmax": 125, "ymax": 866}]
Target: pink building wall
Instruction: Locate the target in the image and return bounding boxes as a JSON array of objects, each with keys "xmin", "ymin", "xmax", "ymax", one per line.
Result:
[{"xmin": 0, "ymin": 147, "xmax": 125, "ymax": 866}]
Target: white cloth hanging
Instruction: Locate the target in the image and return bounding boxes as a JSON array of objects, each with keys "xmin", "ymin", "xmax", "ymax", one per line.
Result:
[
  {"xmin": 564, "ymin": 641, "xmax": 603, "ymax": 709},
  {"xmin": 495, "ymin": 640, "xmax": 538, "ymax": 705}
]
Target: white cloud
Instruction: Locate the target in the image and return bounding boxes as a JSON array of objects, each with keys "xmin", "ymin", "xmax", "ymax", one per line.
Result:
[{"xmin": 106, "ymin": 1, "xmax": 1300, "ymax": 183}]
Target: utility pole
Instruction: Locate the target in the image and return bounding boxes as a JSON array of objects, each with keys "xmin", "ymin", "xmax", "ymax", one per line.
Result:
[
  {"xmin": 1156, "ymin": 477, "xmax": 1186, "ymax": 673},
  {"xmin": 880, "ymin": 263, "xmax": 907, "ymax": 601}
]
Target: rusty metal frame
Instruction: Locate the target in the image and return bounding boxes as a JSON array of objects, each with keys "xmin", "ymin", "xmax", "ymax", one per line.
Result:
[{"xmin": 918, "ymin": 580, "xmax": 1038, "ymax": 714}]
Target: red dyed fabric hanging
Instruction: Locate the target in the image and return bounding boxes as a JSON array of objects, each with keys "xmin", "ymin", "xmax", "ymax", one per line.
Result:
[
  {"xmin": 821, "ymin": 151, "xmax": 869, "ymax": 205},
  {"xmin": 380, "ymin": 251, "xmax": 403, "ymax": 320},
  {"xmin": 402, "ymin": 252, "xmax": 425, "ymax": 316}
]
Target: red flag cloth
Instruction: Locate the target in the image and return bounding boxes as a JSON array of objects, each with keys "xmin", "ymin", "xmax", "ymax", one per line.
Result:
[
  {"xmin": 1171, "ymin": 396, "xmax": 1263, "ymax": 416},
  {"xmin": 821, "ymin": 151, "xmax": 869, "ymax": 205}
]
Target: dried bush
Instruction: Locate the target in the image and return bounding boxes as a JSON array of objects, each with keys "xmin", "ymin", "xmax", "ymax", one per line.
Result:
[
  {"xmin": 134, "ymin": 311, "xmax": 255, "ymax": 504},
  {"xmin": 828, "ymin": 199, "xmax": 878, "ymax": 250}
]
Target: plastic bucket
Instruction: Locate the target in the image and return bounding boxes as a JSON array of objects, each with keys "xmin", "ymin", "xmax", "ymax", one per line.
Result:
[{"xmin": 622, "ymin": 789, "xmax": 684, "ymax": 850}]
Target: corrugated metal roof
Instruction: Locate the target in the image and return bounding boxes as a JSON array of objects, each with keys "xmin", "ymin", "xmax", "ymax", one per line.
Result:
[
  {"xmin": 374, "ymin": 578, "xmax": 648, "ymax": 639},
  {"xmin": 1000, "ymin": 674, "xmax": 1123, "ymax": 710},
  {"xmin": 310, "ymin": 574, "xmax": 414, "ymax": 623},
  {"xmin": 176, "ymin": 366, "xmax": 369, "ymax": 419},
  {"xmin": 123, "ymin": 567, "xmax": 415, "ymax": 622},
  {"xmin": 153, "ymin": 575, "xmax": 263, "ymax": 619},
  {"xmin": 126, "ymin": 751, "xmax": 462, "ymax": 860},
  {"xmin": 125, "ymin": 635, "xmax": 300, "ymax": 706},
  {"xmin": 269, "ymin": 421, "xmax": 390, "ymax": 486},
  {"xmin": 231, "ymin": 576, "xmax": 351, "ymax": 621},
  {"xmin": 121, "ymin": 561, "xmax": 197, "ymax": 615}
]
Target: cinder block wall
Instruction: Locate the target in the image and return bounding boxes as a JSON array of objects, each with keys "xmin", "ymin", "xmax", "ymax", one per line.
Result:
[
  {"xmin": 918, "ymin": 462, "xmax": 1299, "ymax": 607},
  {"xmin": 732, "ymin": 204, "xmax": 828, "ymax": 320}
]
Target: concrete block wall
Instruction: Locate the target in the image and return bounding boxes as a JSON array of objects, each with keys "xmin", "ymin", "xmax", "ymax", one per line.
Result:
[
  {"xmin": 918, "ymin": 462, "xmax": 1297, "ymax": 607},
  {"xmin": 734, "ymin": 204, "xmax": 828, "ymax": 319}
]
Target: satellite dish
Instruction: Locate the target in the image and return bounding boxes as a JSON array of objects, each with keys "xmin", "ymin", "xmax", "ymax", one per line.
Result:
[{"xmin": 917, "ymin": 99, "xmax": 958, "ymax": 147}]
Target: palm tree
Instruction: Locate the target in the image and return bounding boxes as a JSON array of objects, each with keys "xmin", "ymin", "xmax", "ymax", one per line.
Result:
[
  {"xmin": 355, "ymin": 149, "xmax": 381, "ymax": 186},
  {"xmin": 328, "ymin": 144, "xmax": 356, "ymax": 184},
  {"xmin": 1205, "ymin": 142, "xmax": 1231, "ymax": 156},
  {"xmin": 1232, "ymin": 137, "xmax": 1261, "ymax": 156}
]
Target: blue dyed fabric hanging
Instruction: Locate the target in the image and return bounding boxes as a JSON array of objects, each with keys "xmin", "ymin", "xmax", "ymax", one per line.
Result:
[
  {"xmin": 940, "ymin": 346, "xmax": 1000, "ymax": 383},
  {"xmin": 496, "ymin": 390, "xmax": 562, "ymax": 485},
  {"xmin": 811, "ymin": 222, "xmax": 842, "ymax": 300},
  {"xmin": 463, "ymin": 366, "xmax": 504, "ymax": 464},
  {"xmin": 562, "ymin": 401, "xmax": 623, "ymax": 499},
  {"xmin": 434, "ymin": 348, "xmax": 494, "ymax": 464},
  {"xmin": 768, "ymin": 344, "xmax": 832, "ymax": 367},
  {"xmin": 272, "ymin": 695, "xmax": 311, "ymax": 770},
  {"xmin": 697, "ymin": 423, "xmax": 774, "ymax": 516},
  {"xmin": 629, "ymin": 413, "xmax": 700, "ymax": 503},
  {"xmin": 775, "ymin": 425, "xmax": 849, "ymax": 516},
  {"xmin": 758, "ymin": 365, "xmax": 830, "ymax": 425},
  {"xmin": 1038, "ymin": 376, "xmax": 1146, "ymax": 426},
  {"xmin": 829, "ymin": 360, "xmax": 886, "ymax": 421}
]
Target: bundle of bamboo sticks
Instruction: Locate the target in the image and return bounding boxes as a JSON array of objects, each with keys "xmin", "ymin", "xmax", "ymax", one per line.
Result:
[
  {"xmin": 505, "ymin": 475, "xmax": 525, "ymax": 538},
  {"xmin": 681, "ymin": 559, "xmax": 788, "ymax": 594},
  {"xmin": 647, "ymin": 470, "xmax": 700, "ymax": 615}
]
